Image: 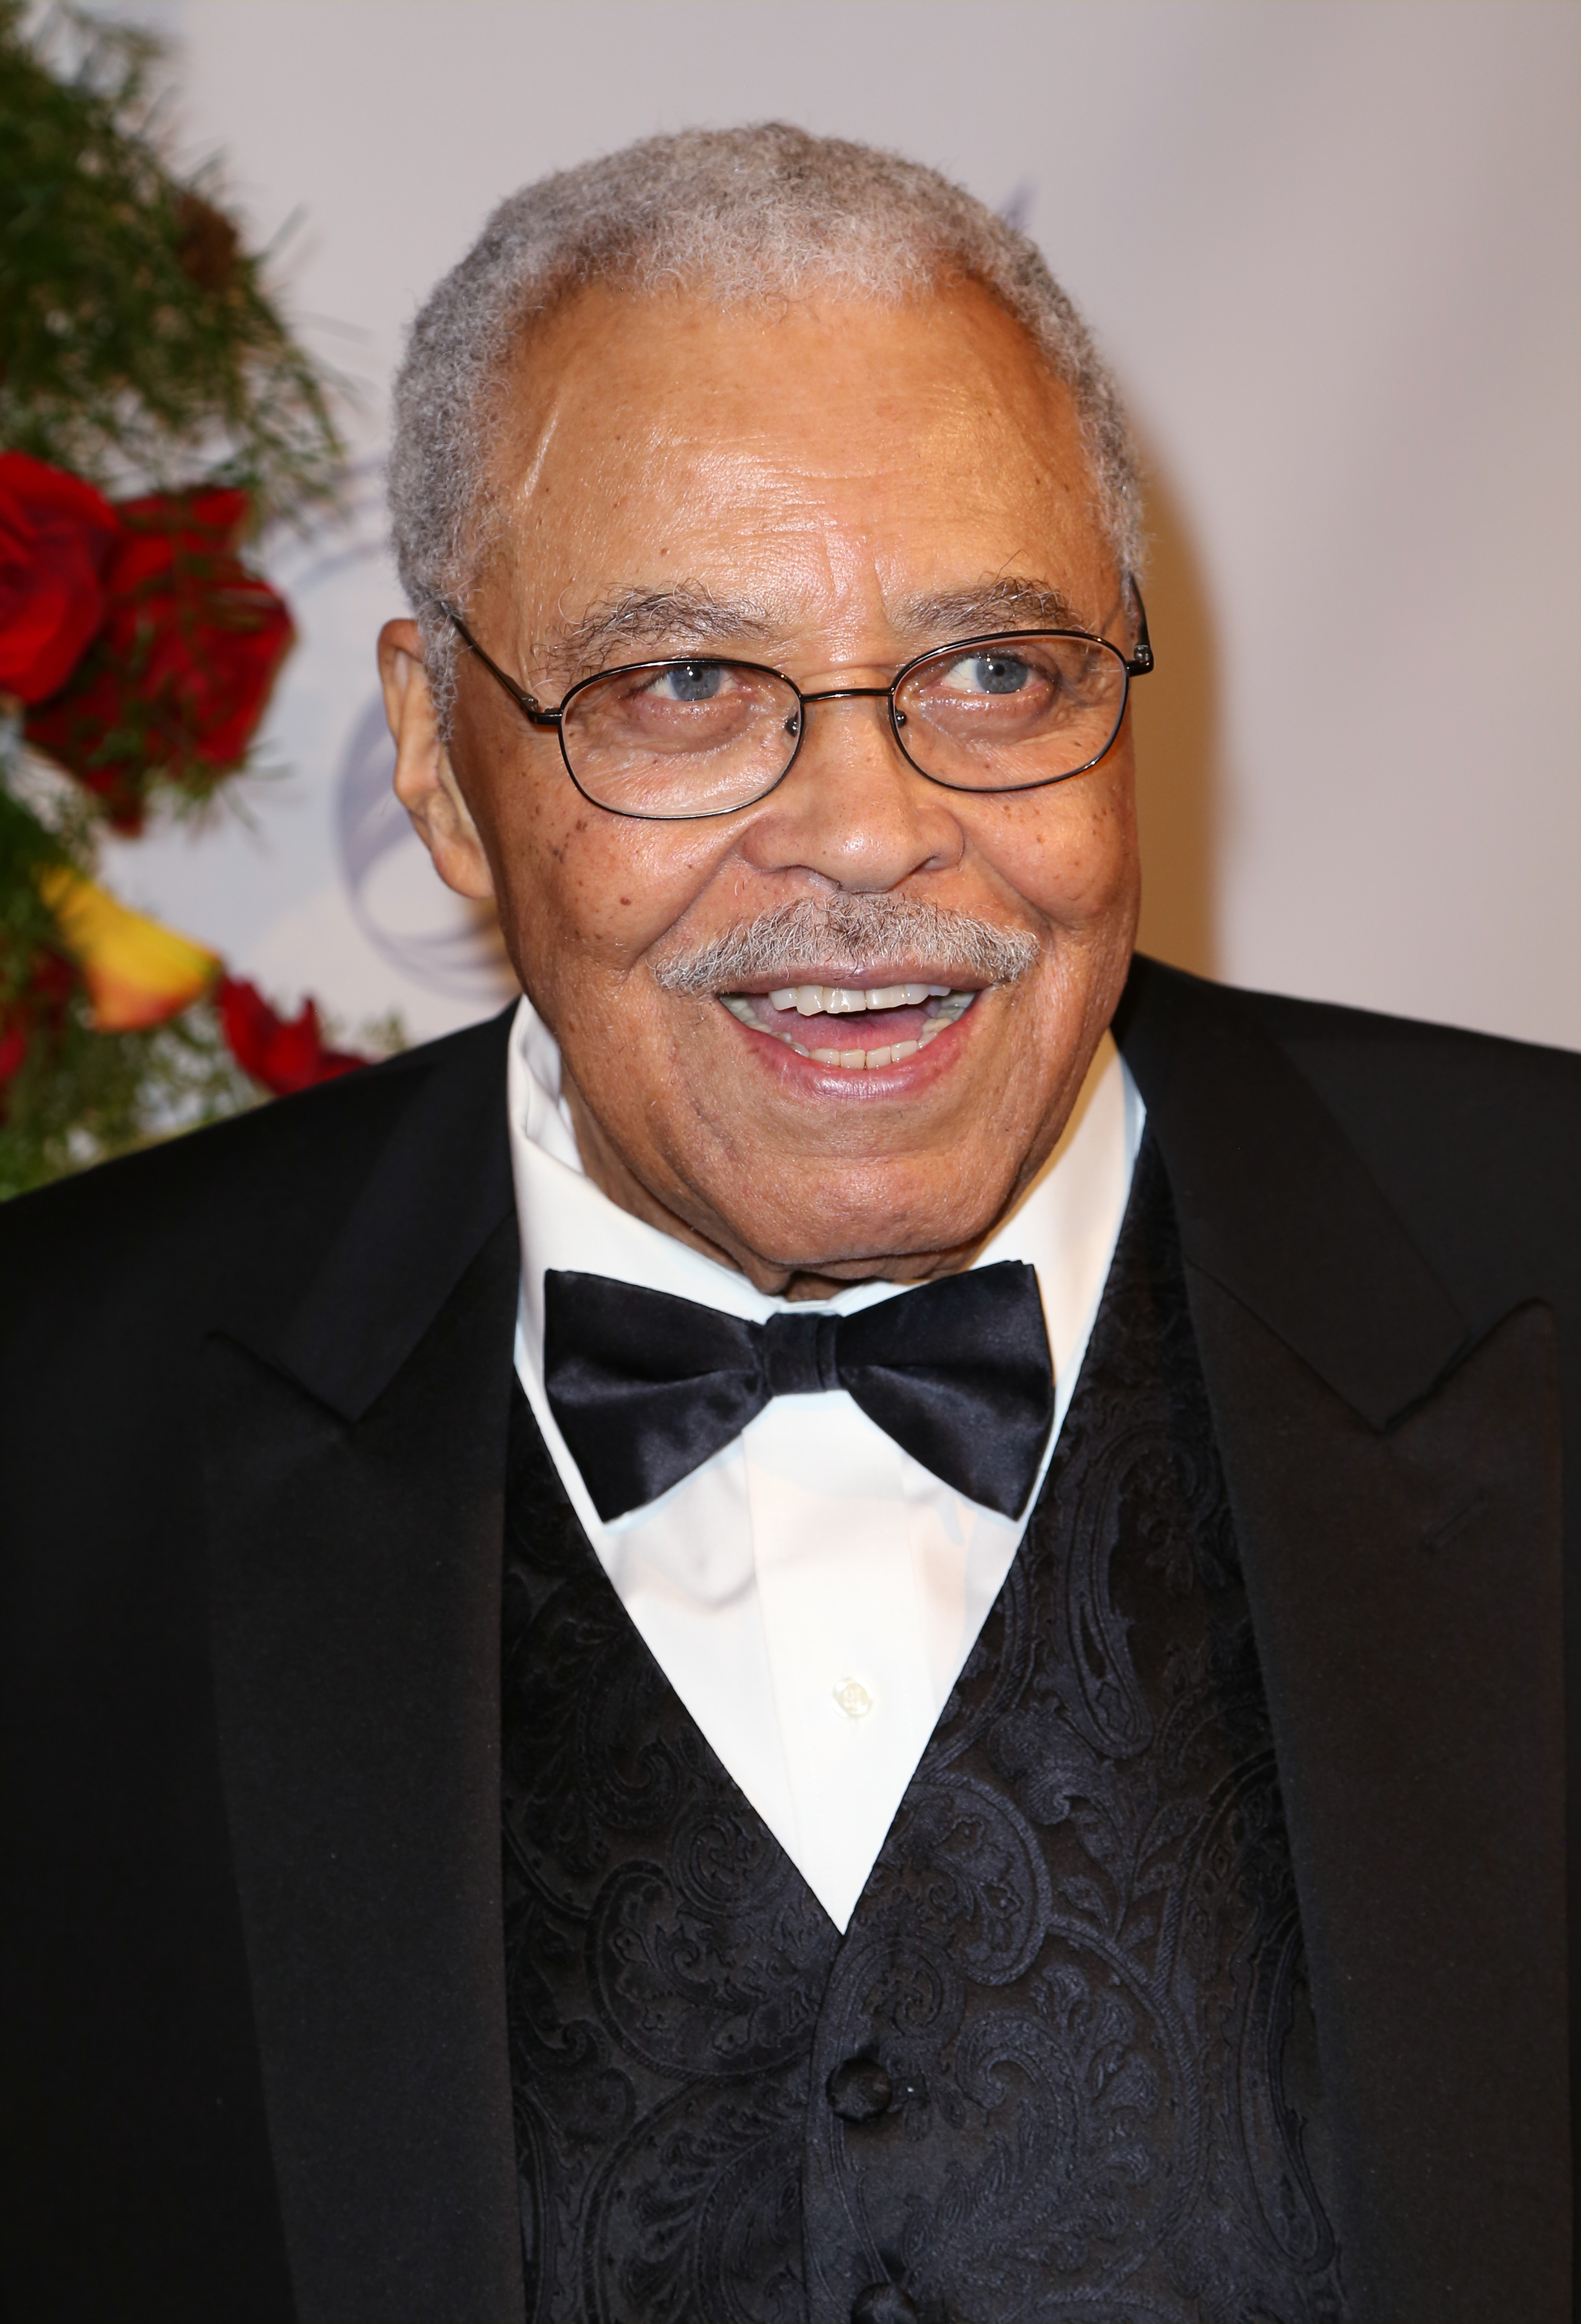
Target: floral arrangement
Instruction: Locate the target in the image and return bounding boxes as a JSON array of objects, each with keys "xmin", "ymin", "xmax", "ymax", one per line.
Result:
[{"xmin": 0, "ymin": 2, "xmax": 380, "ymax": 1200}]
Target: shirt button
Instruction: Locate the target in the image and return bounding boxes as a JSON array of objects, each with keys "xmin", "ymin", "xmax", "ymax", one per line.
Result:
[
  {"xmin": 851, "ymin": 2285, "xmax": 918, "ymax": 2323},
  {"xmin": 826, "ymin": 2055, "xmax": 894, "ymax": 2122},
  {"xmin": 833, "ymin": 1677, "xmax": 873, "ymax": 1719}
]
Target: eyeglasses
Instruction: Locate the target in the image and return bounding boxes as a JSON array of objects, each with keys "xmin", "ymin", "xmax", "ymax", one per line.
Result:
[{"xmin": 443, "ymin": 589, "xmax": 1153, "ymax": 823}]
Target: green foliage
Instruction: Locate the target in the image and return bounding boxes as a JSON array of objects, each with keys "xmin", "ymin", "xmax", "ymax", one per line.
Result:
[
  {"xmin": 0, "ymin": 0, "xmax": 344, "ymax": 522},
  {"xmin": 0, "ymin": 3, "xmax": 363, "ymax": 1197},
  {"xmin": 0, "ymin": 767, "xmax": 68, "ymax": 1020},
  {"xmin": 0, "ymin": 983, "xmax": 260, "ymax": 1202},
  {"xmin": 0, "ymin": 756, "xmax": 66, "ymax": 945},
  {"xmin": 0, "ymin": 766, "xmax": 258, "ymax": 1199}
]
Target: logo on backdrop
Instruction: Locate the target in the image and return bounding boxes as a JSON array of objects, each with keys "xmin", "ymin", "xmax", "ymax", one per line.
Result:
[{"xmin": 271, "ymin": 454, "xmax": 516, "ymax": 1010}]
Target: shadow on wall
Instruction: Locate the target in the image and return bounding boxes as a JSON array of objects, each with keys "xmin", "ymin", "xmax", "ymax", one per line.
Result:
[
  {"xmin": 336, "ymin": 694, "xmax": 519, "ymax": 1005},
  {"xmin": 1129, "ymin": 457, "xmax": 1220, "ymax": 980}
]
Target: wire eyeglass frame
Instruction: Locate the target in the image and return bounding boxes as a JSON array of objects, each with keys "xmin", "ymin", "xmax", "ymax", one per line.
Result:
[{"xmin": 442, "ymin": 585, "xmax": 1154, "ymax": 823}]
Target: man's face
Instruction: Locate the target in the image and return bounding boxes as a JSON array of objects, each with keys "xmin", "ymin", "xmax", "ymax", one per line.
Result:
[{"xmin": 383, "ymin": 282, "xmax": 1141, "ymax": 1295}]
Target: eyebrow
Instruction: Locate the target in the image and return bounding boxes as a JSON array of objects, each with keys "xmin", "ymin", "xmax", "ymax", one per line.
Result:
[
  {"xmin": 889, "ymin": 577, "xmax": 1089, "ymax": 639},
  {"xmin": 541, "ymin": 584, "xmax": 776, "ymax": 681},
  {"xmin": 536, "ymin": 572, "xmax": 1095, "ymax": 685}
]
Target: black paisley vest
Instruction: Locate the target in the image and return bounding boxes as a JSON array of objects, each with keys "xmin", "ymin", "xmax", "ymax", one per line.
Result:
[{"xmin": 501, "ymin": 1142, "xmax": 1346, "ymax": 2323}]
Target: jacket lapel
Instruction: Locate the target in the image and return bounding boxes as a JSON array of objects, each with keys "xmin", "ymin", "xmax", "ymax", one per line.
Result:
[
  {"xmin": 1118, "ymin": 960, "xmax": 1569, "ymax": 2321},
  {"xmin": 202, "ymin": 1016, "xmax": 526, "ymax": 2324}
]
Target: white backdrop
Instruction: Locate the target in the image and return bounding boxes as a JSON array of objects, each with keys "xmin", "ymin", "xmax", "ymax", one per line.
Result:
[{"xmin": 94, "ymin": 0, "xmax": 1579, "ymax": 1049}]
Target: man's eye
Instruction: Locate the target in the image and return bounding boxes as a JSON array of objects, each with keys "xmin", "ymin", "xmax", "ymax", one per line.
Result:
[
  {"xmin": 940, "ymin": 652, "xmax": 1033, "ymax": 697},
  {"xmin": 648, "ymin": 661, "xmax": 728, "ymax": 704}
]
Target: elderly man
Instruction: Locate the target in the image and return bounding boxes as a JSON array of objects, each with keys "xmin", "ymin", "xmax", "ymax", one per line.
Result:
[{"xmin": 1, "ymin": 127, "xmax": 1573, "ymax": 2324}]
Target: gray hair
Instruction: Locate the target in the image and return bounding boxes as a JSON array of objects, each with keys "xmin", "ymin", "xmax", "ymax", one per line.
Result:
[
  {"xmin": 388, "ymin": 123, "xmax": 1144, "ymax": 719},
  {"xmin": 650, "ymin": 896, "xmax": 1041, "ymax": 996}
]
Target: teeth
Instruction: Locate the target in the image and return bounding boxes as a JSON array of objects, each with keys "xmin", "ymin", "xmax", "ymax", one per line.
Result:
[
  {"xmin": 916, "ymin": 991, "xmax": 975, "ymax": 1047},
  {"xmin": 720, "ymin": 985, "xmax": 976, "ymax": 1067},
  {"xmin": 922, "ymin": 991, "xmax": 975, "ymax": 1027},
  {"xmin": 869, "ymin": 983, "xmax": 935, "ymax": 1009},
  {"xmin": 769, "ymin": 982, "xmax": 955, "ymax": 1016}
]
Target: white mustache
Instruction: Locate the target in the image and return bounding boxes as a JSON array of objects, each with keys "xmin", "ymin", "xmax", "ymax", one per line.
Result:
[{"xmin": 650, "ymin": 897, "xmax": 1040, "ymax": 994}]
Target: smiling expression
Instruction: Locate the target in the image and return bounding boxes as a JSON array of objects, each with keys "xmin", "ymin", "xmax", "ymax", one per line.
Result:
[{"xmin": 380, "ymin": 280, "xmax": 1143, "ymax": 1297}]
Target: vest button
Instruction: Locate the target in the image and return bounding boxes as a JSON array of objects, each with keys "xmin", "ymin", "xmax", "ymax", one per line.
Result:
[
  {"xmin": 825, "ymin": 2055, "xmax": 894, "ymax": 2121},
  {"xmin": 851, "ymin": 2286, "xmax": 918, "ymax": 2323}
]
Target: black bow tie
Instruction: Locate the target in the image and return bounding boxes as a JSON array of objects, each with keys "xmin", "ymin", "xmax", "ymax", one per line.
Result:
[{"xmin": 542, "ymin": 1260, "xmax": 1053, "ymax": 1523}]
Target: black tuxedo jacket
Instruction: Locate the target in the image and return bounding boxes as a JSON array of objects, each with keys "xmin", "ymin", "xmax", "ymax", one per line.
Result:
[{"xmin": 1, "ymin": 957, "xmax": 1575, "ymax": 2323}]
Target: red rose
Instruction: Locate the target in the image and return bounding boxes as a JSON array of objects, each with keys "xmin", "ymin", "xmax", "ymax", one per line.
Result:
[
  {"xmin": 216, "ymin": 974, "xmax": 368, "ymax": 1098},
  {"xmin": 0, "ymin": 453, "xmax": 121, "ymax": 704},
  {"xmin": 25, "ymin": 489, "xmax": 294, "ymax": 831}
]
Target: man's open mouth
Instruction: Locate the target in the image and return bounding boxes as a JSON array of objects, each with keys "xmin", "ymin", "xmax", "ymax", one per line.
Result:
[{"xmin": 718, "ymin": 982, "xmax": 978, "ymax": 1068}]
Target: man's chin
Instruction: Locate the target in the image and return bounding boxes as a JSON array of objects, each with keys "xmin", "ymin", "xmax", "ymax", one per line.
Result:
[{"xmin": 698, "ymin": 1171, "xmax": 1024, "ymax": 1291}]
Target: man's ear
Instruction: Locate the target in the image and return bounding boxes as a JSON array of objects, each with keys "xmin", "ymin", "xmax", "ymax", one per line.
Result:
[{"xmin": 377, "ymin": 619, "xmax": 495, "ymax": 902}]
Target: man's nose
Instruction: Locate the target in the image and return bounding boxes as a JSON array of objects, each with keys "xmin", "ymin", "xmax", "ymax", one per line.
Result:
[{"xmin": 739, "ymin": 689, "xmax": 966, "ymax": 892}]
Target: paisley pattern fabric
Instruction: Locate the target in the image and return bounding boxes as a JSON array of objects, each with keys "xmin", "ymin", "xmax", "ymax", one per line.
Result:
[{"xmin": 501, "ymin": 1141, "xmax": 1346, "ymax": 2322}]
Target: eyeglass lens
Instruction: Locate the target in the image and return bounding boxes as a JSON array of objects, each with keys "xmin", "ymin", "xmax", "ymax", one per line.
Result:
[{"xmin": 559, "ymin": 633, "xmax": 1128, "ymax": 817}]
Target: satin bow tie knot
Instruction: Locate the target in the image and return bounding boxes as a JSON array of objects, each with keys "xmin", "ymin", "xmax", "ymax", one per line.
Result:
[
  {"xmin": 542, "ymin": 1260, "xmax": 1053, "ymax": 1523},
  {"xmin": 760, "ymin": 1310, "xmax": 843, "ymax": 1397}
]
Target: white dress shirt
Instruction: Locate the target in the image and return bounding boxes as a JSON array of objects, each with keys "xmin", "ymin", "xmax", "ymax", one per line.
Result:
[{"xmin": 508, "ymin": 997, "xmax": 1144, "ymax": 1929}]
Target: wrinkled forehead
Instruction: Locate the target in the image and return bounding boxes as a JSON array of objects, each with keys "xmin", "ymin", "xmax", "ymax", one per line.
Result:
[{"xmin": 471, "ymin": 281, "xmax": 1113, "ymax": 637}]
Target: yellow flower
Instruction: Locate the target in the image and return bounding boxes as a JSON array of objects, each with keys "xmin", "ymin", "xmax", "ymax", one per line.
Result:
[{"xmin": 37, "ymin": 865, "xmax": 221, "ymax": 1032}]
